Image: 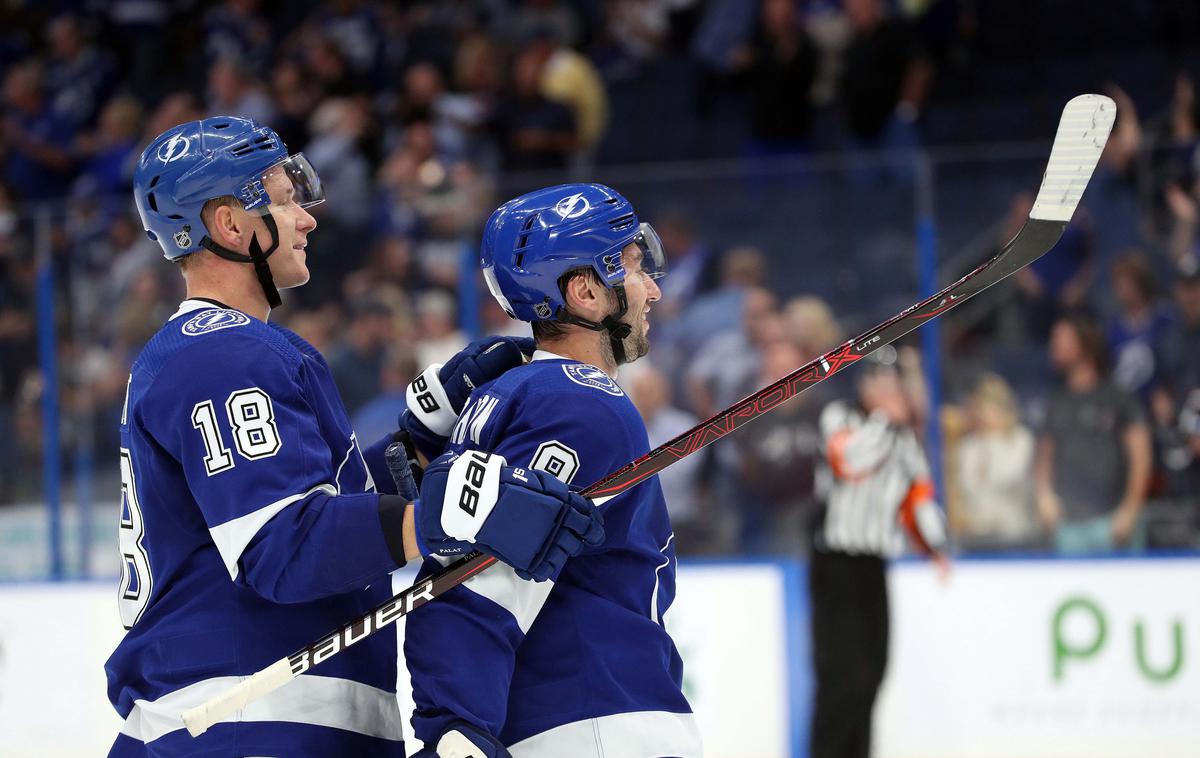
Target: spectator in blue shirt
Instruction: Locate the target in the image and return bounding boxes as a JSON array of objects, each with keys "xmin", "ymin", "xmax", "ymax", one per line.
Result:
[
  {"xmin": 75, "ymin": 95, "xmax": 143, "ymax": 199},
  {"xmin": 2, "ymin": 60, "xmax": 77, "ymax": 202},
  {"xmin": 43, "ymin": 14, "xmax": 118, "ymax": 129},
  {"xmin": 1106, "ymin": 251, "xmax": 1174, "ymax": 404}
]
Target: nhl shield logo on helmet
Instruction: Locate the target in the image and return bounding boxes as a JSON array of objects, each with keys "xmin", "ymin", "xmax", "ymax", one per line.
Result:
[{"xmin": 173, "ymin": 226, "xmax": 192, "ymax": 249}]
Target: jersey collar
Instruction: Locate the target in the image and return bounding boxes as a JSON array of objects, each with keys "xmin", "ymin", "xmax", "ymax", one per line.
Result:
[
  {"xmin": 169, "ymin": 297, "xmax": 236, "ymax": 322},
  {"xmin": 531, "ymin": 348, "xmax": 617, "ymax": 379}
]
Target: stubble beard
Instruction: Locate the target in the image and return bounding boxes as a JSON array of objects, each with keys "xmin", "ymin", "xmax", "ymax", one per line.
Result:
[
  {"xmin": 596, "ymin": 288, "xmax": 651, "ymax": 368},
  {"xmin": 596, "ymin": 322, "xmax": 648, "ymax": 370},
  {"xmin": 616, "ymin": 311, "xmax": 650, "ymax": 366}
]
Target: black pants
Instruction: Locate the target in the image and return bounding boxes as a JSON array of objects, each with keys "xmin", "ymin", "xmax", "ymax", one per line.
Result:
[{"xmin": 809, "ymin": 549, "xmax": 889, "ymax": 758}]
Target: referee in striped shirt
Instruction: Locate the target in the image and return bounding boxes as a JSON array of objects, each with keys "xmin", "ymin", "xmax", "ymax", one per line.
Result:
[{"xmin": 809, "ymin": 356, "xmax": 948, "ymax": 758}]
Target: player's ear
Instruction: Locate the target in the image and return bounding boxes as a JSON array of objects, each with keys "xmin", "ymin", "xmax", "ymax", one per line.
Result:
[
  {"xmin": 563, "ymin": 271, "xmax": 606, "ymax": 320},
  {"xmin": 207, "ymin": 204, "xmax": 245, "ymax": 250}
]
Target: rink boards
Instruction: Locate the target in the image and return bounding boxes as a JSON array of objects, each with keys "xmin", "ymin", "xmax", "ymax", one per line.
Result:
[
  {"xmin": 877, "ymin": 556, "xmax": 1200, "ymax": 758},
  {"xmin": 1, "ymin": 556, "xmax": 1197, "ymax": 757}
]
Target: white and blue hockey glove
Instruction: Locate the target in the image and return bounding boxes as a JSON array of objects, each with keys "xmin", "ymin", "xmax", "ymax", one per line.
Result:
[
  {"xmin": 415, "ymin": 450, "xmax": 604, "ymax": 582},
  {"xmin": 411, "ymin": 720, "xmax": 512, "ymax": 758},
  {"xmin": 402, "ymin": 336, "xmax": 534, "ymax": 460}
]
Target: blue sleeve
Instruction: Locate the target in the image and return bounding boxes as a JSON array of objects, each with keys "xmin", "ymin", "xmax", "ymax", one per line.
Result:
[
  {"xmin": 405, "ymin": 384, "xmax": 632, "ymax": 740},
  {"xmin": 149, "ymin": 333, "xmax": 401, "ymax": 603}
]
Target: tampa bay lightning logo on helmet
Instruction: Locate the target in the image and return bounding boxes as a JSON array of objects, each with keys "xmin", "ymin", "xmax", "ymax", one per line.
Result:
[
  {"xmin": 157, "ymin": 133, "xmax": 191, "ymax": 163},
  {"xmin": 554, "ymin": 193, "xmax": 591, "ymax": 219},
  {"xmin": 562, "ymin": 363, "xmax": 624, "ymax": 396},
  {"xmin": 181, "ymin": 309, "xmax": 250, "ymax": 336}
]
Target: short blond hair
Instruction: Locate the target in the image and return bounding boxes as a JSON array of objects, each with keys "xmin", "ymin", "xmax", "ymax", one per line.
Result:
[
  {"xmin": 970, "ymin": 373, "xmax": 1019, "ymax": 432},
  {"xmin": 784, "ymin": 296, "xmax": 840, "ymax": 356}
]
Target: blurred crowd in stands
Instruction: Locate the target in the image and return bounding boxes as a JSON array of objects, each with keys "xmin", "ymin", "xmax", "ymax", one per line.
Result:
[{"xmin": 1, "ymin": 0, "xmax": 1200, "ymax": 561}]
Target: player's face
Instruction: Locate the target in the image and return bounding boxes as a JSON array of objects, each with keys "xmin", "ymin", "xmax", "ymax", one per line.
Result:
[
  {"xmin": 617, "ymin": 242, "xmax": 662, "ymax": 364},
  {"xmin": 260, "ymin": 164, "xmax": 317, "ymax": 289}
]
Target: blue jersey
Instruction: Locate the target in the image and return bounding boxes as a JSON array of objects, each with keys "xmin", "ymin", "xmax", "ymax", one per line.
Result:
[
  {"xmin": 405, "ymin": 351, "xmax": 701, "ymax": 757},
  {"xmin": 105, "ymin": 299, "xmax": 406, "ymax": 757}
]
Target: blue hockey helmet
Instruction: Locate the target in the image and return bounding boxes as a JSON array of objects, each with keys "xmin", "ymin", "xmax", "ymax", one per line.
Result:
[
  {"xmin": 480, "ymin": 183, "xmax": 666, "ymax": 325},
  {"xmin": 132, "ymin": 116, "xmax": 324, "ymax": 306}
]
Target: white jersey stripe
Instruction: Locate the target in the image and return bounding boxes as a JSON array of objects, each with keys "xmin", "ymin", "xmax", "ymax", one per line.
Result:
[
  {"xmin": 209, "ymin": 483, "xmax": 337, "ymax": 580},
  {"xmin": 333, "ymin": 435, "xmax": 355, "ymax": 493},
  {"xmin": 507, "ymin": 709, "xmax": 703, "ymax": 758},
  {"xmin": 120, "ymin": 673, "xmax": 404, "ymax": 744},
  {"xmin": 431, "ymin": 554, "xmax": 554, "ymax": 635},
  {"xmin": 650, "ymin": 533, "xmax": 675, "ymax": 623}
]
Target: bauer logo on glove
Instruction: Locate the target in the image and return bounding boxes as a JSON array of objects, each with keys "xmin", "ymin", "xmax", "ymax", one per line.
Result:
[{"xmin": 416, "ymin": 450, "xmax": 604, "ymax": 582}]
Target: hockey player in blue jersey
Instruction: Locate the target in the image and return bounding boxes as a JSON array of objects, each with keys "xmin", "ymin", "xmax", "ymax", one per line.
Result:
[
  {"xmin": 106, "ymin": 118, "xmax": 603, "ymax": 757},
  {"xmin": 405, "ymin": 184, "xmax": 703, "ymax": 757}
]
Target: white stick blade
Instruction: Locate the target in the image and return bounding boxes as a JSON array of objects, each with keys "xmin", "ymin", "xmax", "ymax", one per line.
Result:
[{"xmin": 1029, "ymin": 94, "xmax": 1117, "ymax": 222}]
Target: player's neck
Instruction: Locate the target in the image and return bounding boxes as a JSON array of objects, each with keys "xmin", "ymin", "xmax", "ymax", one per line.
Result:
[
  {"xmin": 537, "ymin": 332, "xmax": 617, "ymax": 376},
  {"xmin": 184, "ymin": 270, "xmax": 271, "ymax": 322}
]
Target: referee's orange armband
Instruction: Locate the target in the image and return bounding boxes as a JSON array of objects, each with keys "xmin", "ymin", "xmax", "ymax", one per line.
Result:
[{"xmin": 897, "ymin": 478, "xmax": 938, "ymax": 555}]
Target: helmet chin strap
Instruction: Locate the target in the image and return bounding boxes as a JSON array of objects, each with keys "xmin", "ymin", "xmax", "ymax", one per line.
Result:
[
  {"xmin": 556, "ymin": 284, "xmax": 632, "ymax": 366},
  {"xmin": 199, "ymin": 211, "xmax": 283, "ymax": 309}
]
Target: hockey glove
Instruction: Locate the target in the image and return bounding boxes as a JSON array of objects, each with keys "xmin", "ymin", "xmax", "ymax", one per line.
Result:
[
  {"xmin": 416, "ymin": 450, "xmax": 604, "ymax": 581},
  {"xmin": 411, "ymin": 720, "xmax": 512, "ymax": 758},
  {"xmin": 402, "ymin": 336, "xmax": 534, "ymax": 460}
]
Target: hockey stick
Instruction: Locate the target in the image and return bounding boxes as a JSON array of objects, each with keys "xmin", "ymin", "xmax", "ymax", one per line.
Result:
[{"xmin": 182, "ymin": 94, "xmax": 1114, "ymax": 737}]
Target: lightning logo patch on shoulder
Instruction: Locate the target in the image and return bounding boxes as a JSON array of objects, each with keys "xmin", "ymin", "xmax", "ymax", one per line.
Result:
[
  {"xmin": 562, "ymin": 363, "xmax": 623, "ymax": 396},
  {"xmin": 181, "ymin": 309, "xmax": 250, "ymax": 337}
]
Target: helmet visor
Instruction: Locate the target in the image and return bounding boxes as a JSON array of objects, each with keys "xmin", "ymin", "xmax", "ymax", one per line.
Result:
[
  {"xmin": 633, "ymin": 223, "xmax": 667, "ymax": 280},
  {"xmin": 243, "ymin": 153, "xmax": 325, "ymax": 211}
]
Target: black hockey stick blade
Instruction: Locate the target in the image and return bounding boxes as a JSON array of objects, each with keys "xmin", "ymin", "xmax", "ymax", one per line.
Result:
[{"xmin": 182, "ymin": 94, "xmax": 1114, "ymax": 737}]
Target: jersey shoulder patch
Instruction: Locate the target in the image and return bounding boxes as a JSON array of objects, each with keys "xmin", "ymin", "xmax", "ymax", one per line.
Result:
[
  {"xmin": 179, "ymin": 308, "xmax": 251, "ymax": 337},
  {"xmin": 560, "ymin": 362, "xmax": 624, "ymax": 396}
]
